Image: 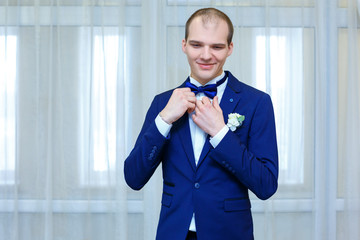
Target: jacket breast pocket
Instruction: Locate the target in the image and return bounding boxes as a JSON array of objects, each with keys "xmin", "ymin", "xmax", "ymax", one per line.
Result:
[{"xmin": 224, "ymin": 198, "xmax": 251, "ymax": 212}]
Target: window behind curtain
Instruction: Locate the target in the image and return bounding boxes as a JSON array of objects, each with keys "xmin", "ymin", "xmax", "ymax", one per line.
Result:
[
  {"xmin": 255, "ymin": 28, "xmax": 305, "ymax": 185},
  {"xmin": 0, "ymin": 32, "xmax": 17, "ymax": 185},
  {"xmin": 80, "ymin": 28, "xmax": 120, "ymax": 187}
]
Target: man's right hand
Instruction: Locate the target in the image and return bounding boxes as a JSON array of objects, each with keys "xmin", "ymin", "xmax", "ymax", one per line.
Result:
[{"xmin": 159, "ymin": 88, "xmax": 196, "ymax": 124}]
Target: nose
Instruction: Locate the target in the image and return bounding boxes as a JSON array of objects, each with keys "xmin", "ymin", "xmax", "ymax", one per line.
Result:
[{"xmin": 200, "ymin": 46, "xmax": 211, "ymax": 60}]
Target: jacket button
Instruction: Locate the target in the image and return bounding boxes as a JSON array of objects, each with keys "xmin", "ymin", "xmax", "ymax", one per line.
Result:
[{"xmin": 194, "ymin": 183, "xmax": 200, "ymax": 189}]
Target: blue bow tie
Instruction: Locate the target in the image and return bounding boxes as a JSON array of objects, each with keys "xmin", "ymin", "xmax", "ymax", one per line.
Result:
[{"xmin": 185, "ymin": 72, "xmax": 228, "ymax": 99}]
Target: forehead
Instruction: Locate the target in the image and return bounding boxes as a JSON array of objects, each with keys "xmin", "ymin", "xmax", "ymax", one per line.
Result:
[{"xmin": 187, "ymin": 17, "xmax": 229, "ymax": 44}]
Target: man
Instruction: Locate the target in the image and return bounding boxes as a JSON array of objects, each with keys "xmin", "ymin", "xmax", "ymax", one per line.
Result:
[{"xmin": 124, "ymin": 8, "xmax": 278, "ymax": 240}]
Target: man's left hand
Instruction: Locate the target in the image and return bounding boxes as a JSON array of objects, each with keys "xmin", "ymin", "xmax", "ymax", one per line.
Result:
[{"xmin": 192, "ymin": 96, "xmax": 226, "ymax": 137}]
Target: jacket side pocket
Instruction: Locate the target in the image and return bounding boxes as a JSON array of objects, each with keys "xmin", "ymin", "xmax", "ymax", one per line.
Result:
[{"xmin": 161, "ymin": 192, "xmax": 173, "ymax": 208}]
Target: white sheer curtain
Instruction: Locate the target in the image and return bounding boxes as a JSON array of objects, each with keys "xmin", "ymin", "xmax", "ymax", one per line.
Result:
[{"xmin": 0, "ymin": 0, "xmax": 359, "ymax": 239}]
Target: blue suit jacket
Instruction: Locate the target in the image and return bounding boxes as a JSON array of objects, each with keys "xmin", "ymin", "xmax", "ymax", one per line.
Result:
[{"xmin": 124, "ymin": 71, "xmax": 278, "ymax": 240}]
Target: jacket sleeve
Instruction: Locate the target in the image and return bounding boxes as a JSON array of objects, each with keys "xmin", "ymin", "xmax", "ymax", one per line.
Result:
[
  {"xmin": 209, "ymin": 93, "xmax": 278, "ymax": 200},
  {"xmin": 123, "ymin": 95, "xmax": 168, "ymax": 190}
]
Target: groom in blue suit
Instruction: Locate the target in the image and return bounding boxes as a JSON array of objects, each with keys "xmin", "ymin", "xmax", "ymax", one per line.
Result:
[{"xmin": 124, "ymin": 8, "xmax": 278, "ymax": 240}]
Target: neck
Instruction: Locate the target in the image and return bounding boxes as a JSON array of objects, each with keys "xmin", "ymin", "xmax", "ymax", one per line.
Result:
[{"xmin": 190, "ymin": 71, "xmax": 225, "ymax": 86}]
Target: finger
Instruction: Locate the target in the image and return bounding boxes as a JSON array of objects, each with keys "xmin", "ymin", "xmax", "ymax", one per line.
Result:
[
  {"xmin": 187, "ymin": 102, "xmax": 196, "ymax": 113},
  {"xmin": 188, "ymin": 96, "xmax": 197, "ymax": 104},
  {"xmin": 193, "ymin": 103, "xmax": 201, "ymax": 116},
  {"xmin": 187, "ymin": 106, "xmax": 195, "ymax": 114},
  {"xmin": 181, "ymin": 87, "xmax": 192, "ymax": 92},
  {"xmin": 213, "ymin": 96, "xmax": 221, "ymax": 110},
  {"xmin": 201, "ymin": 96, "xmax": 211, "ymax": 104},
  {"xmin": 191, "ymin": 110, "xmax": 201, "ymax": 123},
  {"xmin": 196, "ymin": 99, "xmax": 203, "ymax": 108},
  {"xmin": 184, "ymin": 91, "xmax": 196, "ymax": 98},
  {"xmin": 191, "ymin": 113, "xmax": 197, "ymax": 123},
  {"xmin": 213, "ymin": 96, "xmax": 222, "ymax": 112}
]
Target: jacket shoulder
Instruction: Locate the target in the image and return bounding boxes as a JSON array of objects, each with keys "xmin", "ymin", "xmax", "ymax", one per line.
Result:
[
  {"xmin": 227, "ymin": 71, "xmax": 270, "ymax": 100},
  {"xmin": 153, "ymin": 81, "xmax": 187, "ymax": 105}
]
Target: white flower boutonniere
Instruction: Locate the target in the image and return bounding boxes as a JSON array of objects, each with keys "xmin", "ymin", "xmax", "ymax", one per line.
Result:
[{"xmin": 227, "ymin": 113, "xmax": 245, "ymax": 131}]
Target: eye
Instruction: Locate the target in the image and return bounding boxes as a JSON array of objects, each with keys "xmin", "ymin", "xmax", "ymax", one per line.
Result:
[
  {"xmin": 191, "ymin": 43, "xmax": 201, "ymax": 48},
  {"xmin": 213, "ymin": 45, "xmax": 225, "ymax": 50}
]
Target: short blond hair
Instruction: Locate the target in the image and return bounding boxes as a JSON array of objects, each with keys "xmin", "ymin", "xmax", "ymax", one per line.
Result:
[{"xmin": 185, "ymin": 8, "xmax": 234, "ymax": 45}]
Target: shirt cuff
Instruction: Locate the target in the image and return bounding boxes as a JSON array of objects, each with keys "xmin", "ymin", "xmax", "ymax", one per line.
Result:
[
  {"xmin": 155, "ymin": 114, "xmax": 172, "ymax": 138},
  {"xmin": 209, "ymin": 125, "xmax": 229, "ymax": 148}
]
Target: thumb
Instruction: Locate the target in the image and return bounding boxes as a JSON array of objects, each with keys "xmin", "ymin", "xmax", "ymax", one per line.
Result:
[{"xmin": 213, "ymin": 96, "xmax": 221, "ymax": 111}]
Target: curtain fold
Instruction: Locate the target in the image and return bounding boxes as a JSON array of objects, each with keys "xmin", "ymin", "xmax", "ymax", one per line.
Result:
[
  {"xmin": 341, "ymin": 0, "xmax": 360, "ymax": 239},
  {"xmin": 0, "ymin": 0, "xmax": 359, "ymax": 239}
]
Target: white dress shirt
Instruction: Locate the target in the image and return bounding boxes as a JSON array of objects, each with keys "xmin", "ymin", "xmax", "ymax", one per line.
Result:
[{"xmin": 155, "ymin": 71, "xmax": 230, "ymax": 232}]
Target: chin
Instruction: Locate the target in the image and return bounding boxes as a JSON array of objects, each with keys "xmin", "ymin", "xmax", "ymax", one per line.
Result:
[
  {"xmin": 201, "ymin": 73, "xmax": 218, "ymax": 81},
  {"xmin": 192, "ymin": 68, "xmax": 219, "ymax": 83},
  {"xmin": 197, "ymin": 75, "xmax": 213, "ymax": 83}
]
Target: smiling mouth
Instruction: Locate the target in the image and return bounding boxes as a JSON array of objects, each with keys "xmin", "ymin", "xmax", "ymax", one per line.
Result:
[{"xmin": 198, "ymin": 63, "xmax": 215, "ymax": 69}]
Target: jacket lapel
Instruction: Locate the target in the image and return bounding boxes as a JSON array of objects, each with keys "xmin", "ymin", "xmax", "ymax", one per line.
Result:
[
  {"xmin": 176, "ymin": 114, "xmax": 197, "ymax": 171},
  {"xmin": 219, "ymin": 75, "xmax": 243, "ymax": 121},
  {"xmin": 196, "ymin": 73, "xmax": 243, "ymax": 168},
  {"xmin": 174, "ymin": 79, "xmax": 197, "ymax": 171}
]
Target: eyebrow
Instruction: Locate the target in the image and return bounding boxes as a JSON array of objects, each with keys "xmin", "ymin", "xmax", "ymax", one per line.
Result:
[
  {"xmin": 188, "ymin": 40, "xmax": 227, "ymax": 47},
  {"xmin": 188, "ymin": 40, "xmax": 202, "ymax": 45}
]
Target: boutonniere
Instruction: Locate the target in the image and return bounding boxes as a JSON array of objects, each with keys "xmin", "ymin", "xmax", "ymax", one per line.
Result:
[{"xmin": 227, "ymin": 113, "xmax": 245, "ymax": 131}]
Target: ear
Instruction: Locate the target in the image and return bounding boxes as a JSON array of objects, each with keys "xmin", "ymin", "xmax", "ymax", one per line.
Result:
[
  {"xmin": 182, "ymin": 39, "xmax": 187, "ymax": 53},
  {"xmin": 227, "ymin": 42, "xmax": 234, "ymax": 57}
]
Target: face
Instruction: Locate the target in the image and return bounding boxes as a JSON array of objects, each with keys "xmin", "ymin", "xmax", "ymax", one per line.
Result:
[{"xmin": 182, "ymin": 17, "xmax": 233, "ymax": 85}]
